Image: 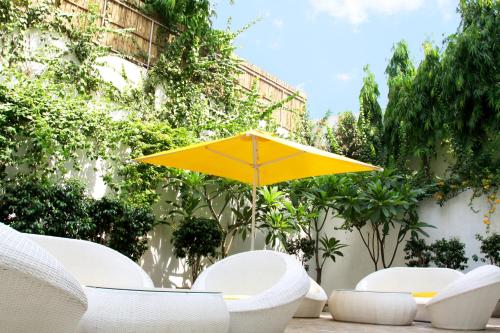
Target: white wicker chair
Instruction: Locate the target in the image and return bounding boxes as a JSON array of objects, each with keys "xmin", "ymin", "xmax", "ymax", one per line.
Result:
[
  {"xmin": 29, "ymin": 233, "xmax": 230, "ymax": 333},
  {"xmin": 355, "ymin": 267, "xmax": 464, "ymax": 321},
  {"xmin": 29, "ymin": 234, "xmax": 154, "ymax": 288},
  {"xmin": 192, "ymin": 250, "xmax": 310, "ymax": 333},
  {"xmin": 0, "ymin": 223, "xmax": 88, "ymax": 333},
  {"xmin": 426, "ymin": 265, "xmax": 500, "ymax": 330},
  {"xmin": 294, "ymin": 277, "xmax": 327, "ymax": 318}
]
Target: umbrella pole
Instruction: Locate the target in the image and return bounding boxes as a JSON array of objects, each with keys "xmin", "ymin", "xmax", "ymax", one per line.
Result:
[
  {"xmin": 250, "ymin": 134, "xmax": 258, "ymax": 251},
  {"xmin": 251, "ymin": 181, "xmax": 256, "ymax": 250}
]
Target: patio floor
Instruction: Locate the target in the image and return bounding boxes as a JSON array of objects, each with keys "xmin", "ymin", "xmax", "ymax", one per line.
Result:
[{"xmin": 285, "ymin": 313, "xmax": 500, "ymax": 333}]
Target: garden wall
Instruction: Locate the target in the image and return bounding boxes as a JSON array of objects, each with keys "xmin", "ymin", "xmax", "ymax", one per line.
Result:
[
  {"xmin": 136, "ymin": 188, "xmax": 499, "ymax": 295},
  {"xmin": 36, "ymin": 40, "xmax": 498, "ymax": 295}
]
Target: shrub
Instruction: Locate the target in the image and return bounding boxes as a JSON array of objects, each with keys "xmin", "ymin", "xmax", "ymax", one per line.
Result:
[
  {"xmin": 172, "ymin": 217, "xmax": 222, "ymax": 282},
  {"xmin": 404, "ymin": 236, "xmax": 432, "ymax": 267},
  {"xmin": 430, "ymin": 237, "xmax": 468, "ymax": 270},
  {"xmin": 0, "ymin": 177, "xmax": 93, "ymax": 238},
  {"xmin": 0, "ymin": 177, "xmax": 156, "ymax": 261},
  {"xmin": 472, "ymin": 233, "xmax": 500, "ymax": 266},
  {"xmin": 91, "ymin": 197, "xmax": 156, "ymax": 261}
]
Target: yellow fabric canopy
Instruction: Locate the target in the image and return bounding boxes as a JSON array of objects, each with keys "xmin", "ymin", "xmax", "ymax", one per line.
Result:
[
  {"xmin": 135, "ymin": 129, "xmax": 381, "ymax": 250},
  {"xmin": 135, "ymin": 130, "xmax": 380, "ymax": 186}
]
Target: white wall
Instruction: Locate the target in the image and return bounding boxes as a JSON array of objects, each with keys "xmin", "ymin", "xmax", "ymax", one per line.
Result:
[
  {"xmin": 304, "ymin": 215, "xmax": 406, "ymax": 296},
  {"xmin": 418, "ymin": 189, "xmax": 499, "ymax": 270},
  {"xmin": 309, "ymin": 190, "xmax": 499, "ymax": 297}
]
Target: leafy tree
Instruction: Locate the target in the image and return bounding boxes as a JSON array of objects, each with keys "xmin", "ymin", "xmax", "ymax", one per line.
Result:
[
  {"xmin": 336, "ymin": 170, "xmax": 433, "ymax": 270},
  {"xmin": 171, "ymin": 217, "xmax": 223, "ymax": 282},
  {"xmin": 165, "ymin": 171, "xmax": 253, "ymax": 258},
  {"xmin": 357, "ymin": 65, "xmax": 383, "ymax": 165},
  {"xmin": 383, "ymin": 40, "xmax": 416, "ymax": 169},
  {"xmin": 91, "ymin": 197, "xmax": 156, "ymax": 261},
  {"xmin": 144, "ymin": 0, "xmax": 211, "ymax": 31},
  {"xmin": 333, "ymin": 111, "xmax": 369, "ymax": 162},
  {"xmin": 284, "ymin": 237, "xmax": 315, "ymax": 270},
  {"xmin": 404, "ymin": 42, "xmax": 444, "ymax": 179},
  {"xmin": 288, "ymin": 176, "xmax": 348, "ymax": 284},
  {"xmin": 439, "ymin": 0, "xmax": 500, "ymax": 189},
  {"xmin": 0, "ymin": 177, "xmax": 93, "ymax": 238},
  {"xmin": 430, "ymin": 237, "xmax": 468, "ymax": 270}
]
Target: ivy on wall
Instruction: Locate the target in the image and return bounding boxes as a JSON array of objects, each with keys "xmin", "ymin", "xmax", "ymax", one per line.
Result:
[{"xmin": 0, "ymin": 0, "xmax": 302, "ymax": 262}]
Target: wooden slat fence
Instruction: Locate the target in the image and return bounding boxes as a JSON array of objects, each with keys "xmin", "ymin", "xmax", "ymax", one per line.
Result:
[{"xmin": 59, "ymin": 0, "xmax": 306, "ymax": 130}]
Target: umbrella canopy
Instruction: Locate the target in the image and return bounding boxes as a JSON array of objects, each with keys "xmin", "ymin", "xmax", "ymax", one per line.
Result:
[{"xmin": 135, "ymin": 129, "xmax": 381, "ymax": 249}]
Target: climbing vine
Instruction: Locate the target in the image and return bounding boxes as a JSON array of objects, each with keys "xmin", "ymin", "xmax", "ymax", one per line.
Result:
[{"xmin": 0, "ymin": 0, "xmax": 303, "ymax": 268}]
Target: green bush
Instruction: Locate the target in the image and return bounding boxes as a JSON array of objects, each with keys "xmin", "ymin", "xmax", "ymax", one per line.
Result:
[
  {"xmin": 0, "ymin": 177, "xmax": 94, "ymax": 237},
  {"xmin": 404, "ymin": 236, "xmax": 432, "ymax": 267},
  {"xmin": 91, "ymin": 197, "xmax": 156, "ymax": 261},
  {"xmin": 431, "ymin": 237, "xmax": 468, "ymax": 270},
  {"xmin": 172, "ymin": 217, "xmax": 222, "ymax": 281},
  {"xmin": 0, "ymin": 177, "xmax": 155, "ymax": 261},
  {"xmin": 473, "ymin": 233, "xmax": 500, "ymax": 266}
]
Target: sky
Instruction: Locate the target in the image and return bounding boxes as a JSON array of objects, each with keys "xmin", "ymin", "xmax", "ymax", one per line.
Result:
[{"xmin": 212, "ymin": 0, "xmax": 461, "ymax": 120}]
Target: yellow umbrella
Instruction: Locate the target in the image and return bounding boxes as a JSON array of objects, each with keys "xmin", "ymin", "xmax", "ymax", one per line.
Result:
[{"xmin": 135, "ymin": 129, "xmax": 381, "ymax": 250}]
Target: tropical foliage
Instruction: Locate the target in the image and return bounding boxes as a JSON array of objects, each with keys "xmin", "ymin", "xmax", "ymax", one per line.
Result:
[{"xmin": 335, "ymin": 170, "xmax": 433, "ymax": 270}]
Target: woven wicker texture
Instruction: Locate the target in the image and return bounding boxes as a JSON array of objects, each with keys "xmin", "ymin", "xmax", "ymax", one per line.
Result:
[
  {"xmin": 427, "ymin": 265, "xmax": 500, "ymax": 330},
  {"xmin": 29, "ymin": 234, "xmax": 154, "ymax": 288},
  {"xmin": 192, "ymin": 250, "xmax": 310, "ymax": 333},
  {"xmin": 0, "ymin": 223, "xmax": 88, "ymax": 333},
  {"xmin": 77, "ymin": 287, "xmax": 230, "ymax": 333},
  {"xmin": 294, "ymin": 278, "xmax": 327, "ymax": 318},
  {"xmin": 355, "ymin": 267, "xmax": 464, "ymax": 321},
  {"xmin": 329, "ymin": 290, "xmax": 417, "ymax": 325}
]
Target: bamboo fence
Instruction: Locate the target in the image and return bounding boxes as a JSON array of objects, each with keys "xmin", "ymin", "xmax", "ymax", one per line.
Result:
[{"xmin": 59, "ymin": 0, "xmax": 306, "ymax": 130}]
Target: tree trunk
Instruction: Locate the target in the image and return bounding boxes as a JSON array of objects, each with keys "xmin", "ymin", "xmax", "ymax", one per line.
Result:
[{"xmin": 316, "ymin": 266, "xmax": 322, "ymax": 285}]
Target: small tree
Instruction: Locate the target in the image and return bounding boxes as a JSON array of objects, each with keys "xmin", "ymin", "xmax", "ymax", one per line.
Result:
[
  {"xmin": 337, "ymin": 170, "xmax": 433, "ymax": 270},
  {"xmin": 171, "ymin": 217, "xmax": 222, "ymax": 282},
  {"xmin": 357, "ymin": 65, "xmax": 383, "ymax": 165},
  {"xmin": 431, "ymin": 237, "xmax": 468, "ymax": 270},
  {"xmin": 257, "ymin": 179, "xmax": 347, "ymax": 284},
  {"xmin": 288, "ymin": 176, "xmax": 348, "ymax": 284}
]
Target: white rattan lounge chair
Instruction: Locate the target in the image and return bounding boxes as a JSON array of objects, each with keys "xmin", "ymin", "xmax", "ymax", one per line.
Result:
[
  {"xmin": 29, "ymin": 233, "xmax": 230, "ymax": 333},
  {"xmin": 192, "ymin": 250, "xmax": 310, "ymax": 333},
  {"xmin": 294, "ymin": 277, "xmax": 327, "ymax": 318},
  {"xmin": 355, "ymin": 267, "xmax": 464, "ymax": 321},
  {"xmin": 0, "ymin": 223, "xmax": 88, "ymax": 333},
  {"xmin": 426, "ymin": 264, "xmax": 500, "ymax": 330},
  {"xmin": 29, "ymin": 233, "xmax": 155, "ymax": 288}
]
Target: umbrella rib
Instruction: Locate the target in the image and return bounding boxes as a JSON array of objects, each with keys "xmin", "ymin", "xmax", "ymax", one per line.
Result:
[
  {"xmin": 205, "ymin": 146, "xmax": 252, "ymax": 167},
  {"xmin": 258, "ymin": 151, "xmax": 306, "ymax": 168}
]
